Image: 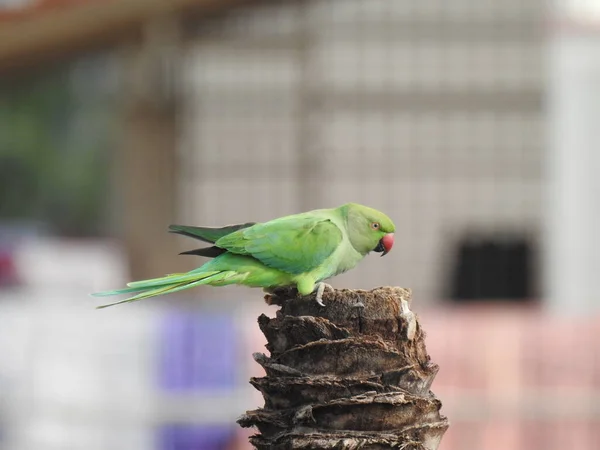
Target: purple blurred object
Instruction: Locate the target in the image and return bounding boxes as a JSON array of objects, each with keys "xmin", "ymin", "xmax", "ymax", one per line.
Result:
[
  {"xmin": 158, "ymin": 424, "xmax": 235, "ymax": 450},
  {"xmin": 158, "ymin": 311, "xmax": 237, "ymax": 391}
]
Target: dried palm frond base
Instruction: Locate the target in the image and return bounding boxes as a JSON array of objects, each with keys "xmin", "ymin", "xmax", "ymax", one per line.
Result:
[{"xmin": 238, "ymin": 286, "xmax": 449, "ymax": 450}]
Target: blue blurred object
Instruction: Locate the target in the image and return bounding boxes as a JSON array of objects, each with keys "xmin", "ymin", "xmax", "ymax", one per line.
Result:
[
  {"xmin": 158, "ymin": 424, "xmax": 236, "ymax": 450},
  {"xmin": 158, "ymin": 310, "xmax": 237, "ymax": 391}
]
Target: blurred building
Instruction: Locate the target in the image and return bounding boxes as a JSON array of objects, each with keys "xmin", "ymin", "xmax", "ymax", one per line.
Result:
[
  {"xmin": 1, "ymin": 1, "xmax": 599, "ymax": 450},
  {"xmin": 2, "ymin": 0, "xmax": 547, "ymax": 303}
]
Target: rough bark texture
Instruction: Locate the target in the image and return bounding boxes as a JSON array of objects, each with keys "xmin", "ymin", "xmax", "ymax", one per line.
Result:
[{"xmin": 238, "ymin": 286, "xmax": 449, "ymax": 450}]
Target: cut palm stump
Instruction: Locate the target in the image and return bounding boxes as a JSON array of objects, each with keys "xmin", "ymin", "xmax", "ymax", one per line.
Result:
[{"xmin": 238, "ymin": 286, "xmax": 449, "ymax": 450}]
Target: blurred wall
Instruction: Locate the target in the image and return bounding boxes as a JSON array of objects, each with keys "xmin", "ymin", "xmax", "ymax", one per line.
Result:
[
  {"xmin": 3, "ymin": 2, "xmax": 600, "ymax": 450},
  {"xmin": 178, "ymin": 0, "xmax": 545, "ymax": 304},
  {"xmin": 545, "ymin": 0, "xmax": 600, "ymax": 315}
]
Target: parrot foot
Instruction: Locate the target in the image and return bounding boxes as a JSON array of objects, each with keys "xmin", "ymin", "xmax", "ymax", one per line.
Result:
[{"xmin": 314, "ymin": 282, "xmax": 334, "ymax": 307}]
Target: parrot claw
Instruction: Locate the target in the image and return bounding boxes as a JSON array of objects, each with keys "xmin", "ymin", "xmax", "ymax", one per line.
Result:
[{"xmin": 314, "ymin": 282, "xmax": 333, "ymax": 307}]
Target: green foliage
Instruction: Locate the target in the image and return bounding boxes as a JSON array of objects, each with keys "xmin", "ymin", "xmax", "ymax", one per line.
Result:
[{"xmin": 0, "ymin": 64, "xmax": 116, "ymax": 236}]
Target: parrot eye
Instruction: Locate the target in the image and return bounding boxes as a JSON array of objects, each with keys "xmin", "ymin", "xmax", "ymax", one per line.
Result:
[{"xmin": 371, "ymin": 222, "xmax": 380, "ymax": 230}]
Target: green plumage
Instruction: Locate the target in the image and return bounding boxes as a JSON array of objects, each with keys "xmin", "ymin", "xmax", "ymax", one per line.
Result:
[
  {"xmin": 92, "ymin": 203, "xmax": 395, "ymax": 308},
  {"xmin": 169, "ymin": 222, "xmax": 256, "ymax": 243},
  {"xmin": 215, "ymin": 216, "xmax": 342, "ymax": 274}
]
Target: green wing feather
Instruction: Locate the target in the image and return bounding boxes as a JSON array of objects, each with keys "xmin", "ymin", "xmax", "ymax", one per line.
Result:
[
  {"xmin": 215, "ymin": 215, "xmax": 343, "ymax": 274},
  {"xmin": 169, "ymin": 222, "xmax": 256, "ymax": 243}
]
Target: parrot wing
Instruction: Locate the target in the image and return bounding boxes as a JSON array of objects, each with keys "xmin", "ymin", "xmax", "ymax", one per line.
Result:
[
  {"xmin": 169, "ymin": 222, "xmax": 257, "ymax": 258},
  {"xmin": 214, "ymin": 215, "xmax": 343, "ymax": 275},
  {"xmin": 169, "ymin": 222, "xmax": 256, "ymax": 243}
]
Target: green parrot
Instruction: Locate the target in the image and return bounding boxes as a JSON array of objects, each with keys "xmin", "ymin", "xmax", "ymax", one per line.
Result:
[{"xmin": 92, "ymin": 203, "xmax": 395, "ymax": 308}]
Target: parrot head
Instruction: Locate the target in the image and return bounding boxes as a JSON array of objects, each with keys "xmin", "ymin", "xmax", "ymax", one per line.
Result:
[{"xmin": 343, "ymin": 203, "xmax": 396, "ymax": 257}]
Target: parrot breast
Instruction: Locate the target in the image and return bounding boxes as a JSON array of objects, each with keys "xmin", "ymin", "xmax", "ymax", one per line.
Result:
[{"xmin": 310, "ymin": 230, "xmax": 364, "ymax": 282}]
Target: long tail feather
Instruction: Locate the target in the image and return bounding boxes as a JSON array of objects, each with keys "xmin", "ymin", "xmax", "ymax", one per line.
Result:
[
  {"xmin": 126, "ymin": 271, "xmax": 218, "ymax": 289},
  {"xmin": 95, "ymin": 282, "xmax": 191, "ymax": 309},
  {"xmin": 91, "ymin": 273, "xmax": 192, "ymax": 296},
  {"xmin": 92, "ymin": 269, "xmax": 244, "ymax": 309},
  {"xmin": 91, "ymin": 286, "xmax": 147, "ymax": 297}
]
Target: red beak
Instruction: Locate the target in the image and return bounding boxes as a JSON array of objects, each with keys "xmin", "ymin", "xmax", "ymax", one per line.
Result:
[{"xmin": 380, "ymin": 233, "xmax": 394, "ymax": 256}]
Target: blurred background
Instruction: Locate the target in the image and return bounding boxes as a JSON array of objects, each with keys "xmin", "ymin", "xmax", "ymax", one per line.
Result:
[{"xmin": 0, "ymin": 0, "xmax": 599, "ymax": 449}]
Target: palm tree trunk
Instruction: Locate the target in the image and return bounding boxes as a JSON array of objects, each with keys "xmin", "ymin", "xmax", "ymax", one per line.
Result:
[{"xmin": 238, "ymin": 286, "xmax": 449, "ymax": 450}]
